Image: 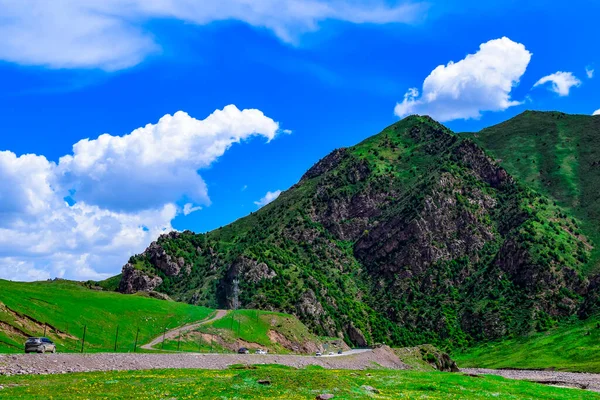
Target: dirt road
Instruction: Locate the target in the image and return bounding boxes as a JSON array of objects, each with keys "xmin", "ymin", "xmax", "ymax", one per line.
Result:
[{"xmin": 141, "ymin": 309, "xmax": 228, "ymax": 350}]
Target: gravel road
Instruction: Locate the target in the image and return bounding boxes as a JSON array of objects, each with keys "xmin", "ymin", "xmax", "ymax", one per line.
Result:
[
  {"xmin": 462, "ymin": 368, "xmax": 600, "ymax": 392},
  {"xmin": 0, "ymin": 347, "xmax": 407, "ymax": 376}
]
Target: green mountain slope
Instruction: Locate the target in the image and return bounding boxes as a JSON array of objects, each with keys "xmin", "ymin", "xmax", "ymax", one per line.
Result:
[
  {"xmin": 463, "ymin": 111, "xmax": 600, "ymax": 272},
  {"xmin": 453, "ymin": 315, "xmax": 600, "ymax": 373},
  {"xmin": 118, "ymin": 114, "xmax": 597, "ymax": 350}
]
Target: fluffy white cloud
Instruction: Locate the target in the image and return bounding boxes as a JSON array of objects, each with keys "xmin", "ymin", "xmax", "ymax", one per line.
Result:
[
  {"xmin": 533, "ymin": 71, "xmax": 581, "ymax": 96},
  {"xmin": 254, "ymin": 190, "xmax": 282, "ymax": 207},
  {"xmin": 593, "ymin": 109, "xmax": 600, "ymax": 116},
  {"xmin": 0, "ymin": 105, "xmax": 281, "ymax": 281},
  {"xmin": 394, "ymin": 37, "xmax": 532, "ymax": 122},
  {"xmin": 57, "ymin": 105, "xmax": 279, "ymax": 212},
  {"xmin": 586, "ymin": 66, "xmax": 594, "ymax": 79},
  {"xmin": 0, "ymin": 0, "xmax": 426, "ymax": 70}
]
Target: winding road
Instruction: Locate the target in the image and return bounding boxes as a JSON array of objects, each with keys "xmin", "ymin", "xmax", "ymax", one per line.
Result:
[{"xmin": 141, "ymin": 309, "xmax": 228, "ymax": 351}]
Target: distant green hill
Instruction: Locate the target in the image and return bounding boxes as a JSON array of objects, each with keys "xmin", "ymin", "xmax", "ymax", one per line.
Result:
[
  {"xmin": 116, "ymin": 114, "xmax": 597, "ymax": 350},
  {"xmin": 463, "ymin": 111, "xmax": 600, "ymax": 272}
]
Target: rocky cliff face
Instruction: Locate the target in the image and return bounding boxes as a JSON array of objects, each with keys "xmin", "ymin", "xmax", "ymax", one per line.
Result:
[{"xmin": 117, "ymin": 115, "xmax": 595, "ymax": 348}]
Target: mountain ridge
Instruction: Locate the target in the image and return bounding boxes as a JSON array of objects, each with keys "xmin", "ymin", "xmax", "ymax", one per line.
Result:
[{"xmin": 116, "ymin": 112, "xmax": 599, "ymax": 349}]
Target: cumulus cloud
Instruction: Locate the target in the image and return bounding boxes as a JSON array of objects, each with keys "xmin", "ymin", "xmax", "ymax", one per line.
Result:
[
  {"xmin": 533, "ymin": 71, "xmax": 581, "ymax": 96},
  {"xmin": 254, "ymin": 190, "xmax": 282, "ymax": 207},
  {"xmin": 0, "ymin": 105, "xmax": 281, "ymax": 281},
  {"xmin": 0, "ymin": 0, "xmax": 426, "ymax": 70},
  {"xmin": 594, "ymin": 109, "xmax": 600, "ymax": 116},
  {"xmin": 57, "ymin": 105, "xmax": 279, "ymax": 212},
  {"xmin": 586, "ymin": 66, "xmax": 594, "ymax": 79},
  {"xmin": 394, "ymin": 37, "xmax": 532, "ymax": 122}
]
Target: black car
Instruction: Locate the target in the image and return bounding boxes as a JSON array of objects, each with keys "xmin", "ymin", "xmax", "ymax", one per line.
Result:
[{"xmin": 238, "ymin": 347, "xmax": 249, "ymax": 354}]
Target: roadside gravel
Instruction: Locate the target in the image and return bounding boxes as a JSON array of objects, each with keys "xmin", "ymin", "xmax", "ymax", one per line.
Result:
[
  {"xmin": 0, "ymin": 347, "xmax": 407, "ymax": 376},
  {"xmin": 462, "ymin": 368, "xmax": 600, "ymax": 392}
]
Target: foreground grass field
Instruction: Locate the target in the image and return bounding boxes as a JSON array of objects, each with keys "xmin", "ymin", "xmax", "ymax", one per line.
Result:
[
  {"xmin": 454, "ymin": 316, "xmax": 600, "ymax": 373},
  {"xmin": 0, "ymin": 366, "xmax": 596, "ymax": 399},
  {"xmin": 0, "ymin": 279, "xmax": 213, "ymax": 353}
]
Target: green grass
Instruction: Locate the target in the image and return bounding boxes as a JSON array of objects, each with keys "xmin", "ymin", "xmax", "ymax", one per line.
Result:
[
  {"xmin": 0, "ymin": 279, "xmax": 213, "ymax": 353},
  {"xmin": 0, "ymin": 366, "xmax": 596, "ymax": 399},
  {"xmin": 453, "ymin": 316, "xmax": 600, "ymax": 372},
  {"xmin": 160, "ymin": 309, "xmax": 333, "ymax": 354}
]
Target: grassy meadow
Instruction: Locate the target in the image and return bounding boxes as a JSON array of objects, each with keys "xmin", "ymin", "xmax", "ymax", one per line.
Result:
[{"xmin": 0, "ymin": 365, "xmax": 596, "ymax": 399}]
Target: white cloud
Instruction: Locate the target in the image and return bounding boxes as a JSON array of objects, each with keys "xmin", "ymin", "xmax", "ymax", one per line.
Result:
[
  {"xmin": 183, "ymin": 203, "xmax": 202, "ymax": 216},
  {"xmin": 57, "ymin": 105, "xmax": 279, "ymax": 212},
  {"xmin": 394, "ymin": 37, "xmax": 532, "ymax": 122},
  {"xmin": 586, "ymin": 66, "xmax": 594, "ymax": 79},
  {"xmin": 593, "ymin": 109, "xmax": 600, "ymax": 116},
  {"xmin": 533, "ymin": 71, "xmax": 581, "ymax": 96},
  {"xmin": 0, "ymin": 0, "xmax": 426, "ymax": 71},
  {"xmin": 0, "ymin": 105, "xmax": 281, "ymax": 281},
  {"xmin": 254, "ymin": 190, "xmax": 282, "ymax": 207}
]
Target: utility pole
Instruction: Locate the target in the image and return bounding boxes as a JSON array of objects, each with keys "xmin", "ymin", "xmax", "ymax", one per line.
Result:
[
  {"xmin": 81, "ymin": 325, "xmax": 87, "ymax": 353},
  {"xmin": 161, "ymin": 326, "xmax": 167, "ymax": 350},
  {"xmin": 114, "ymin": 325, "xmax": 119, "ymax": 352},
  {"xmin": 133, "ymin": 327, "xmax": 140, "ymax": 353}
]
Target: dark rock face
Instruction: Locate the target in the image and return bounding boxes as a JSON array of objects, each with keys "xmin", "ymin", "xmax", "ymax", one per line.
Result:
[
  {"xmin": 354, "ymin": 172, "xmax": 495, "ymax": 276},
  {"xmin": 419, "ymin": 344, "xmax": 459, "ymax": 372},
  {"xmin": 227, "ymin": 256, "xmax": 277, "ymax": 284},
  {"xmin": 118, "ymin": 263, "xmax": 162, "ymax": 294},
  {"xmin": 301, "ymin": 148, "xmax": 348, "ymax": 181},
  {"xmin": 147, "ymin": 242, "xmax": 185, "ymax": 277},
  {"xmin": 346, "ymin": 323, "xmax": 368, "ymax": 347}
]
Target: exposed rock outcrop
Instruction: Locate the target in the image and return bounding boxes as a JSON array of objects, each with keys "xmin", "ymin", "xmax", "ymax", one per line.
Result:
[{"xmin": 118, "ymin": 263, "xmax": 162, "ymax": 294}]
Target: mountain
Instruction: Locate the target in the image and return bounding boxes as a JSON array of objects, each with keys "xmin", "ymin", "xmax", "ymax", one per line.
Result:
[{"xmin": 117, "ymin": 113, "xmax": 598, "ymax": 349}]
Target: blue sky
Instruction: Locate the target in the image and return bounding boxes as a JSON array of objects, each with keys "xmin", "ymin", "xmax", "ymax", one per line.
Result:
[{"xmin": 0, "ymin": 0, "xmax": 598, "ymax": 281}]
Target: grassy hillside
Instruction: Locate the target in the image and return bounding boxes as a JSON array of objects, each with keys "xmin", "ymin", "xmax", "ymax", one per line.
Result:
[
  {"xmin": 1, "ymin": 365, "xmax": 596, "ymax": 399},
  {"xmin": 161, "ymin": 309, "xmax": 341, "ymax": 354},
  {"xmin": 464, "ymin": 111, "xmax": 600, "ymax": 272},
  {"xmin": 0, "ymin": 279, "xmax": 212, "ymax": 353},
  {"xmin": 453, "ymin": 315, "xmax": 600, "ymax": 373}
]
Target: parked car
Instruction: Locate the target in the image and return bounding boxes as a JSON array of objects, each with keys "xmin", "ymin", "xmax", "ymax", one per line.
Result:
[
  {"xmin": 238, "ymin": 347, "xmax": 250, "ymax": 354},
  {"xmin": 255, "ymin": 349, "xmax": 267, "ymax": 354},
  {"xmin": 315, "ymin": 351, "xmax": 322, "ymax": 356},
  {"xmin": 25, "ymin": 337, "xmax": 56, "ymax": 354},
  {"xmin": 337, "ymin": 349, "xmax": 343, "ymax": 355},
  {"xmin": 328, "ymin": 351, "xmax": 334, "ymax": 356}
]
